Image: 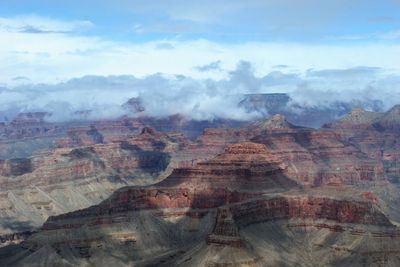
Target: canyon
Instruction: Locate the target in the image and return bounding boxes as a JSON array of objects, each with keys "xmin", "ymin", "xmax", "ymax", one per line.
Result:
[{"xmin": 0, "ymin": 104, "xmax": 400, "ymax": 266}]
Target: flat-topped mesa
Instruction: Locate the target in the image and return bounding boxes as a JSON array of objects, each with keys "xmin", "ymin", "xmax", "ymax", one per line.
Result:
[
  {"xmin": 157, "ymin": 142, "xmax": 297, "ymax": 190},
  {"xmin": 238, "ymin": 93, "xmax": 290, "ymax": 115}
]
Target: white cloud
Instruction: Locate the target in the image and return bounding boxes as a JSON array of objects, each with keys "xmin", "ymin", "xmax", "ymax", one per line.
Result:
[
  {"xmin": 0, "ymin": 14, "xmax": 400, "ymax": 122},
  {"xmin": 1, "ymin": 26, "xmax": 400, "ymax": 85},
  {"xmin": 0, "ymin": 62, "xmax": 399, "ymax": 122},
  {"xmin": 0, "ymin": 15, "xmax": 400, "ymax": 85},
  {"xmin": 195, "ymin": 60, "xmax": 222, "ymax": 72},
  {"xmin": 0, "ymin": 15, "xmax": 93, "ymax": 34}
]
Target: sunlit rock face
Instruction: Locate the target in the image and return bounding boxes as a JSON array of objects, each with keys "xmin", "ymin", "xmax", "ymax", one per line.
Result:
[
  {"xmin": 157, "ymin": 142, "xmax": 297, "ymax": 190},
  {"xmin": 2, "ymin": 132, "xmax": 400, "ymax": 266},
  {"xmin": 0, "ymin": 127, "xmax": 192, "ymax": 237},
  {"xmin": 1, "ymin": 105, "xmax": 400, "ymax": 266},
  {"xmin": 326, "ymin": 106, "xmax": 400, "ymax": 183},
  {"xmin": 196, "ymin": 114, "xmax": 385, "ymax": 187}
]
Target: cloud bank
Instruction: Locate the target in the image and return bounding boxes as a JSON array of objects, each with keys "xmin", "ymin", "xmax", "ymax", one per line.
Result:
[
  {"xmin": 1, "ymin": 14, "xmax": 400, "ymax": 86},
  {"xmin": 0, "ymin": 62, "xmax": 399, "ymax": 122}
]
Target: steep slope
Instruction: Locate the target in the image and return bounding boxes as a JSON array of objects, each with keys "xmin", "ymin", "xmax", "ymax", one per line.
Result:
[
  {"xmin": 324, "ymin": 108, "xmax": 384, "ymax": 139},
  {"xmin": 326, "ymin": 105, "xmax": 400, "ymax": 183},
  {"xmin": 157, "ymin": 142, "xmax": 297, "ymax": 190},
  {"xmin": 249, "ymin": 114, "xmax": 299, "ymax": 131},
  {"xmin": 0, "ymin": 127, "xmax": 190, "ymax": 237},
  {"xmin": 0, "ymin": 116, "xmax": 145, "ymax": 160},
  {"xmin": 197, "ymin": 114, "xmax": 385, "ymax": 187},
  {"xmin": 1, "ymin": 142, "xmax": 399, "ymax": 267},
  {"xmin": 373, "ymin": 104, "xmax": 400, "ymax": 131},
  {"xmin": 2, "ymin": 107, "xmax": 400, "ymax": 266}
]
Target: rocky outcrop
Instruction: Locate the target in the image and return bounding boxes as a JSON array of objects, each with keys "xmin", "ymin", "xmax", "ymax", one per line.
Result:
[
  {"xmin": 0, "ymin": 116, "xmax": 145, "ymax": 159},
  {"xmin": 248, "ymin": 114, "xmax": 299, "ymax": 132},
  {"xmin": 231, "ymin": 196, "xmax": 393, "ymax": 228},
  {"xmin": 0, "ymin": 158, "xmax": 33, "ymax": 176},
  {"xmin": 1, "ymin": 132, "xmax": 399, "ymax": 266},
  {"xmin": 0, "ymin": 231, "xmax": 34, "ymax": 248},
  {"xmin": 238, "ymin": 93, "xmax": 385, "ymax": 128},
  {"xmin": 251, "ymin": 128, "xmax": 385, "ymax": 186},
  {"xmin": 2, "ymin": 106, "xmax": 400, "ymax": 266},
  {"xmin": 157, "ymin": 142, "xmax": 297, "ymax": 190},
  {"xmin": 207, "ymin": 208, "xmax": 243, "ymax": 247},
  {"xmin": 239, "ymin": 93, "xmax": 290, "ymax": 116},
  {"xmin": 373, "ymin": 105, "xmax": 400, "ymax": 131},
  {"xmin": 326, "ymin": 105, "xmax": 400, "ymax": 184},
  {"xmin": 176, "ymin": 115, "xmax": 387, "ymax": 187},
  {"xmin": 36, "ymin": 142, "xmax": 391, "ymax": 231},
  {"xmin": 324, "ymin": 108, "xmax": 384, "ymax": 139},
  {"xmin": 0, "ymin": 128, "xmax": 190, "ymax": 235},
  {"xmin": 54, "ymin": 119, "xmax": 143, "ymax": 148}
]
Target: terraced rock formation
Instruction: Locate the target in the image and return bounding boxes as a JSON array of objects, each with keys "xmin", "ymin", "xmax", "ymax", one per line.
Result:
[
  {"xmin": 325, "ymin": 105, "xmax": 400, "ymax": 183},
  {"xmin": 0, "ymin": 127, "xmax": 190, "ymax": 237},
  {"xmin": 1, "ymin": 142, "xmax": 399, "ymax": 267},
  {"xmin": 1, "ymin": 105, "xmax": 400, "ymax": 266}
]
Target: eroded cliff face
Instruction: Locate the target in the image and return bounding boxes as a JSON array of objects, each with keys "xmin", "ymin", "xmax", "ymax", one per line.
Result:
[
  {"xmin": 1, "ymin": 105, "xmax": 400, "ymax": 267},
  {"xmin": 0, "ymin": 110, "xmax": 244, "ymax": 159},
  {"xmin": 157, "ymin": 142, "xmax": 297, "ymax": 190},
  {"xmin": 196, "ymin": 114, "xmax": 386, "ymax": 187},
  {"xmin": 0, "ymin": 115, "xmax": 144, "ymax": 159},
  {"xmin": 0, "ymin": 128, "xmax": 190, "ymax": 235},
  {"xmin": 326, "ymin": 106, "xmax": 400, "ymax": 184},
  {"xmin": 252, "ymin": 130, "xmax": 386, "ymax": 186},
  {"xmin": 2, "ymin": 141, "xmax": 399, "ymax": 267}
]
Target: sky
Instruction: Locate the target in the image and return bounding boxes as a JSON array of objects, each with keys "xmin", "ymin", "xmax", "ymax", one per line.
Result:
[{"xmin": 0, "ymin": 0, "xmax": 400, "ymax": 120}]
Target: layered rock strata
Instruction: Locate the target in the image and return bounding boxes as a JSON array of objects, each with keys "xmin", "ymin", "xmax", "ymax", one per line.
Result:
[
  {"xmin": 1, "ymin": 142, "xmax": 398, "ymax": 267},
  {"xmin": 0, "ymin": 128, "xmax": 189, "ymax": 236}
]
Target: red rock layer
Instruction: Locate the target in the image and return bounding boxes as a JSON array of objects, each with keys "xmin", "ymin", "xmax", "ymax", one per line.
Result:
[
  {"xmin": 157, "ymin": 142, "xmax": 297, "ymax": 190},
  {"xmin": 326, "ymin": 106, "xmax": 400, "ymax": 183},
  {"xmin": 43, "ymin": 188, "xmax": 259, "ymax": 228},
  {"xmin": 192, "ymin": 114, "xmax": 385, "ymax": 187},
  {"xmin": 0, "ymin": 128, "xmax": 188, "ymax": 190},
  {"xmin": 41, "ymin": 142, "xmax": 391, "ymax": 232},
  {"xmin": 251, "ymin": 129, "xmax": 385, "ymax": 186},
  {"xmin": 231, "ymin": 196, "xmax": 393, "ymax": 227},
  {"xmin": 42, "ymin": 193, "xmax": 392, "ymax": 232}
]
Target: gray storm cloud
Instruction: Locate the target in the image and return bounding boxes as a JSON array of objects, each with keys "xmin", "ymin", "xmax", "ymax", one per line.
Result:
[{"xmin": 0, "ymin": 61, "xmax": 399, "ymax": 122}]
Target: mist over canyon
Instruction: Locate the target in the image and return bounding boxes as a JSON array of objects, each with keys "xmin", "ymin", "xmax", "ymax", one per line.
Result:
[
  {"xmin": 1, "ymin": 0, "xmax": 400, "ymax": 266},
  {"xmin": 1, "ymin": 62, "xmax": 398, "ymax": 123}
]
